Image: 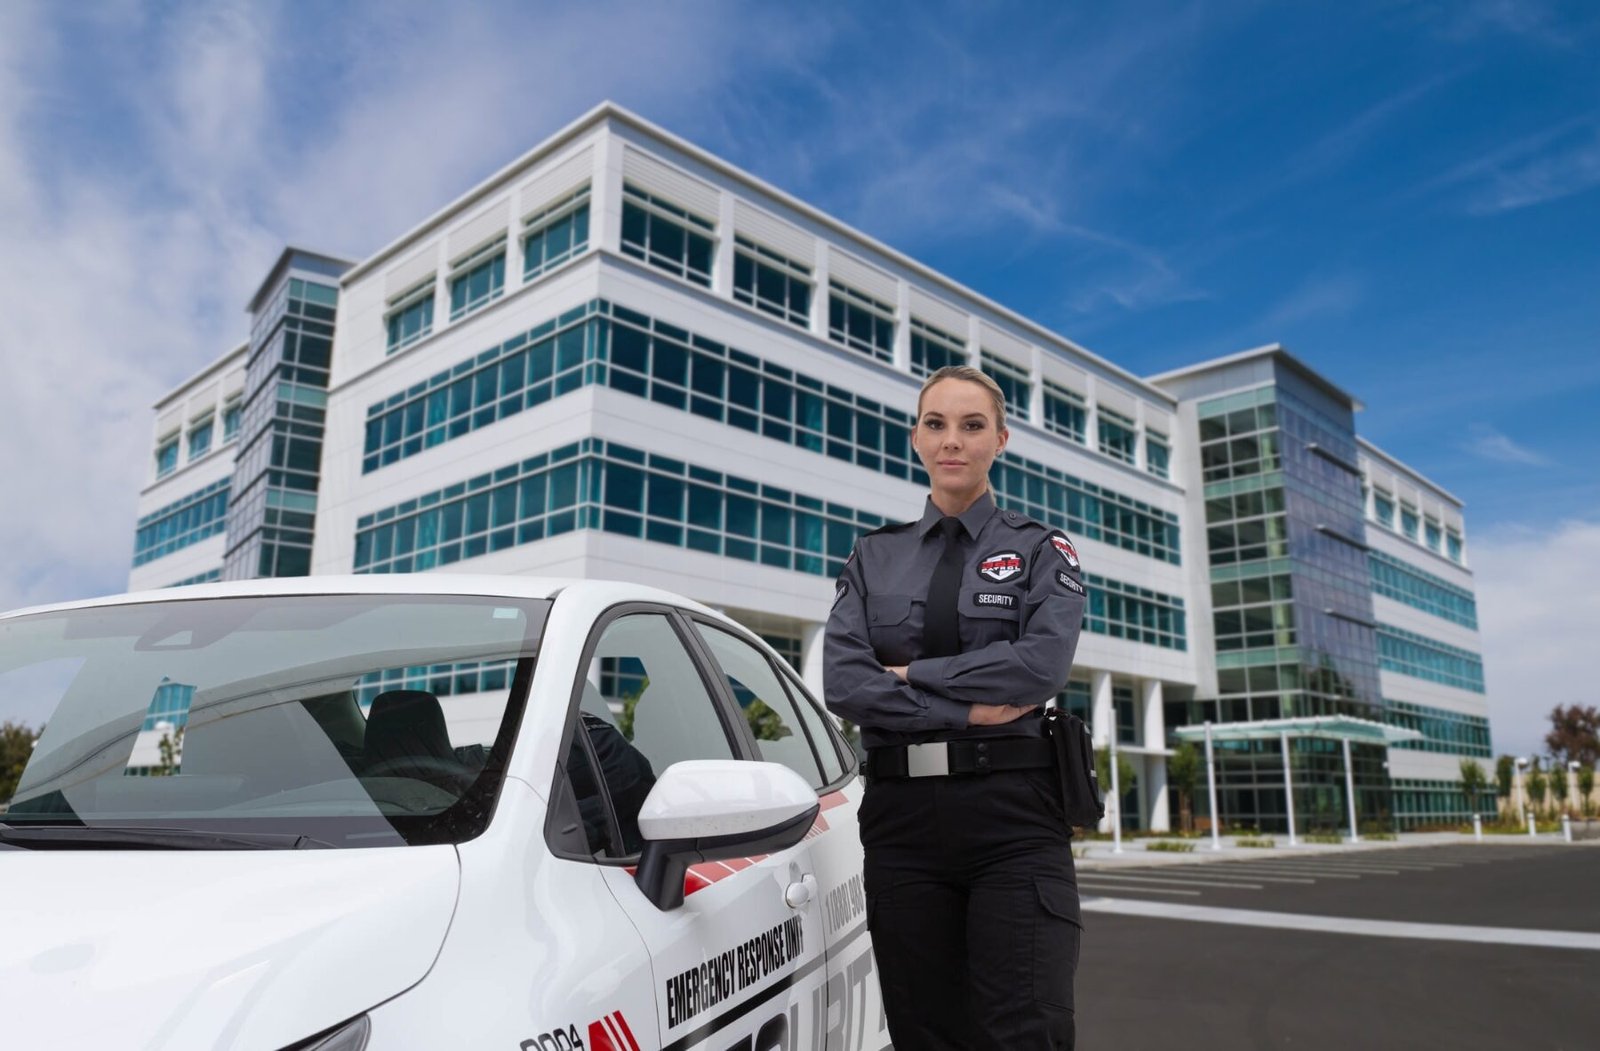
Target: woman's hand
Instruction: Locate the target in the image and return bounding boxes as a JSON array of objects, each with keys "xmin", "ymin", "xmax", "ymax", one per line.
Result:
[
  {"xmin": 967, "ymin": 703, "xmax": 1038, "ymax": 727},
  {"xmin": 885, "ymin": 665, "xmax": 909, "ymax": 681}
]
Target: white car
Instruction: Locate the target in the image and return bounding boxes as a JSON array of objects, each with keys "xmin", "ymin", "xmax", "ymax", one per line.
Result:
[{"xmin": 0, "ymin": 576, "xmax": 886, "ymax": 1051}]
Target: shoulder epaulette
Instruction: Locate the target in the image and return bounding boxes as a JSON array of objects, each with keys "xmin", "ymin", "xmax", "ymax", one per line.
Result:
[
  {"xmin": 996, "ymin": 507, "xmax": 1048, "ymax": 532},
  {"xmin": 861, "ymin": 520, "xmax": 915, "ymax": 539}
]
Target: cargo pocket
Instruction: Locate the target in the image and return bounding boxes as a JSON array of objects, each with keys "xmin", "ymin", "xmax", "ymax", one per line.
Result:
[{"xmin": 1031, "ymin": 877, "xmax": 1083, "ymax": 1009}]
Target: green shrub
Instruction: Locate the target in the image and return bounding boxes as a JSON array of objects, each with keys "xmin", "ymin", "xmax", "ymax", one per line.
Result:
[
  {"xmin": 1303, "ymin": 832, "xmax": 1343, "ymax": 844},
  {"xmin": 1235, "ymin": 836, "xmax": 1275, "ymax": 848},
  {"xmin": 1145, "ymin": 840, "xmax": 1196, "ymax": 853}
]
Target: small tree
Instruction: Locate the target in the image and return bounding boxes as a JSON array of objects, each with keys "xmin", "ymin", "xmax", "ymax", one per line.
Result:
[
  {"xmin": 154, "ymin": 727, "xmax": 184, "ymax": 777},
  {"xmin": 1095, "ymin": 746, "xmax": 1137, "ymax": 828},
  {"xmin": 1578, "ymin": 766, "xmax": 1596, "ymax": 818},
  {"xmin": 1494, "ymin": 755, "xmax": 1515, "ymax": 820},
  {"xmin": 1544, "ymin": 704, "xmax": 1600, "ymax": 766},
  {"xmin": 1549, "ymin": 763, "xmax": 1569, "ymax": 815},
  {"xmin": 1459, "ymin": 758, "xmax": 1487, "ymax": 817},
  {"xmin": 1527, "ymin": 760, "xmax": 1548, "ymax": 812},
  {"xmin": 1168, "ymin": 742, "xmax": 1202, "ymax": 833},
  {"xmin": 1, "ymin": 721, "xmax": 38, "ymax": 804}
]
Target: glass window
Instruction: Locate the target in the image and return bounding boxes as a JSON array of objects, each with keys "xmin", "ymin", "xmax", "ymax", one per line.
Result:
[
  {"xmin": 980, "ymin": 351, "xmax": 1030, "ymax": 417},
  {"xmin": 522, "ymin": 187, "xmax": 590, "ymax": 281},
  {"xmin": 1373, "ymin": 492, "xmax": 1395, "ymax": 528},
  {"xmin": 619, "ymin": 183, "xmax": 715, "ymax": 288},
  {"xmin": 827, "ymin": 280, "xmax": 895, "ymax": 363},
  {"xmin": 386, "ymin": 282, "xmax": 435, "ymax": 354},
  {"xmin": 1424, "ymin": 519, "xmax": 1442, "ymax": 552},
  {"xmin": 909, "ymin": 318, "xmax": 966, "ymax": 379},
  {"xmin": 733, "ymin": 236, "xmax": 812, "ymax": 328},
  {"xmin": 222, "ymin": 400, "xmax": 242, "ymax": 442},
  {"xmin": 187, "ymin": 417, "xmax": 214, "ymax": 461},
  {"xmin": 1042, "ymin": 382, "xmax": 1085, "ymax": 443},
  {"xmin": 1400, "ymin": 506, "xmax": 1419, "ymax": 541},
  {"xmin": 693, "ymin": 623, "xmax": 825, "ymax": 788},
  {"xmin": 1098, "ymin": 408, "xmax": 1136, "ymax": 464},
  {"xmin": 449, "ymin": 240, "xmax": 507, "ymax": 321},
  {"xmin": 0, "ymin": 594, "xmax": 548, "ymax": 847},
  {"xmin": 1146, "ymin": 432, "xmax": 1170, "ymax": 480},
  {"xmin": 1446, "ymin": 531, "xmax": 1463, "ymax": 563},
  {"xmin": 569, "ymin": 613, "xmax": 737, "ymax": 857},
  {"xmin": 155, "ymin": 436, "xmax": 179, "ymax": 478}
]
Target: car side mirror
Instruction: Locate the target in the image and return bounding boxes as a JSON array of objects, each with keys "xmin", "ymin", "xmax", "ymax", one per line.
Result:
[{"xmin": 633, "ymin": 760, "xmax": 820, "ymax": 911}]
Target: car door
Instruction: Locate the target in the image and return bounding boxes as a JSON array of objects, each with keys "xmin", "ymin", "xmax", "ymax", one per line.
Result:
[
  {"xmin": 551, "ymin": 605, "xmax": 827, "ymax": 1051},
  {"xmin": 686, "ymin": 619, "xmax": 888, "ymax": 1051}
]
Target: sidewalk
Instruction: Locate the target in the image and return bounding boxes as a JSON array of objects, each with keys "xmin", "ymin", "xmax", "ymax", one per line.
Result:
[{"xmin": 1075, "ymin": 829, "xmax": 1598, "ymax": 870}]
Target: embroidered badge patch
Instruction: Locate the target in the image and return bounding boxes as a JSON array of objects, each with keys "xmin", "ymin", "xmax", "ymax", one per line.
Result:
[
  {"xmin": 833, "ymin": 579, "xmax": 849, "ymax": 608},
  {"xmin": 1050, "ymin": 534, "xmax": 1081, "ymax": 570},
  {"xmin": 977, "ymin": 550, "xmax": 1025, "ymax": 583},
  {"xmin": 974, "ymin": 592, "xmax": 1018, "ymax": 610},
  {"xmin": 1056, "ymin": 571, "xmax": 1085, "ymax": 596}
]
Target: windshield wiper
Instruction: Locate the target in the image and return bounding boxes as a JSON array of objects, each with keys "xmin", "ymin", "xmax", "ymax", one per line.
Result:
[{"xmin": 0, "ymin": 822, "xmax": 336, "ymax": 851}]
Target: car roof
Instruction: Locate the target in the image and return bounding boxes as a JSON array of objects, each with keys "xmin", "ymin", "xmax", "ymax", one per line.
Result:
[{"xmin": 0, "ymin": 574, "xmax": 725, "ymax": 623}]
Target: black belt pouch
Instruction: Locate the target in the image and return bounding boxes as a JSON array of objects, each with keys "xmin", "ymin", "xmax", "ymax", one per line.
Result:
[{"xmin": 1044, "ymin": 707, "xmax": 1106, "ymax": 828}]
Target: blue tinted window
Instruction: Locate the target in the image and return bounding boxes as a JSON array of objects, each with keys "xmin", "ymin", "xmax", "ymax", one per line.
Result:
[
  {"xmin": 450, "ymin": 245, "xmax": 506, "ymax": 320},
  {"xmin": 1377, "ymin": 624, "xmax": 1485, "ymax": 692},
  {"xmin": 387, "ymin": 288, "xmax": 435, "ymax": 353},
  {"xmin": 155, "ymin": 438, "xmax": 179, "ymax": 478},
  {"xmin": 980, "ymin": 352, "xmax": 1030, "ymax": 417},
  {"xmin": 1098, "ymin": 408, "xmax": 1136, "ymax": 465},
  {"xmin": 620, "ymin": 184, "xmax": 714, "ymax": 287},
  {"xmin": 222, "ymin": 401, "xmax": 242, "ymax": 441},
  {"xmin": 828, "ymin": 281, "xmax": 894, "ymax": 363},
  {"xmin": 523, "ymin": 187, "xmax": 590, "ymax": 281},
  {"xmin": 909, "ymin": 318, "xmax": 965, "ymax": 379},
  {"xmin": 133, "ymin": 479, "xmax": 231, "ymax": 566},
  {"xmin": 1373, "ymin": 493, "xmax": 1395, "ymax": 527},
  {"xmin": 1042, "ymin": 382, "xmax": 1085, "ymax": 443},
  {"xmin": 734, "ymin": 236, "xmax": 812, "ymax": 328},
  {"xmin": 1147, "ymin": 435, "xmax": 1170, "ymax": 480},
  {"xmin": 1368, "ymin": 551, "xmax": 1478, "ymax": 628},
  {"xmin": 187, "ymin": 418, "xmax": 213, "ymax": 461}
]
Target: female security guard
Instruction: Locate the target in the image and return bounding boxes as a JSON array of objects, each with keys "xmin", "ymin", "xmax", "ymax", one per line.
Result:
[{"xmin": 824, "ymin": 365, "xmax": 1088, "ymax": 1050}]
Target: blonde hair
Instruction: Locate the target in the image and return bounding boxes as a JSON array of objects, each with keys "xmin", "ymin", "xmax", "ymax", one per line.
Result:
[{"xmin": 916, "ymin": 365, "xmax": 1008, "ymax": 431}]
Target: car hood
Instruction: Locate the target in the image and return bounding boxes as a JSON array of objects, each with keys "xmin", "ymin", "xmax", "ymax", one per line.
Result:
[{"xmin": 0, "ymin": 845, "xmax": 460, "ymax": 1051}]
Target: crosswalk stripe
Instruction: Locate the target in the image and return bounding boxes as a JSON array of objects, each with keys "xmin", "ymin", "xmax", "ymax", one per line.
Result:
[
  {"xmin": 1078, "ymin": 872, "xmax": 1265, "ymax": 890},
  {"xmin": 1079, "ymin": 884, "xmax": 1201, "ymax": 897}
]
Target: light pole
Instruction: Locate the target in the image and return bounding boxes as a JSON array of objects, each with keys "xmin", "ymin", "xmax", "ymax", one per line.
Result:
[
  {"xmin": 1109, "ymin": 732, "xmax": 1123, "ymax": 855},
  {"xmin": 1515, "ymin": 757, "xmax": 1532, "ymax": 837},
  {"xmin": 1569, "ymin": 761, "xmax": 1581, "ymax": 812},
  {"xmin": 1204, "ymin": 721, "xmax": 1221, "ymax": 852}
]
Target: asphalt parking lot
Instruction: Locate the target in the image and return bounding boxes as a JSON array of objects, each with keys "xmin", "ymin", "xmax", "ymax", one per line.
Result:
[{"xmin": 1074, "ymin": 843, "xmax": 1600, "ymax": 1050}]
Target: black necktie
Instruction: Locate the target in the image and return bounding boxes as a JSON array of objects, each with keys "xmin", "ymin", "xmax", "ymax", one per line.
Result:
[{"xmin": 923, "ymin": 516, "xmax": 965, "ymax": 657}]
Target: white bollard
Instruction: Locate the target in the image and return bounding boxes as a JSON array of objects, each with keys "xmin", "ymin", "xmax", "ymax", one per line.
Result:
[
  {"xmin": 1563, "ymin": 815, "xmax": 1572, "ymax": 843},
  {"xmin": 1473, "ymin": 814, "xmax": 1482, "ymax": 843},
  {"xmin": 1527, "ymin": 812, "xmax": 1537, "ymax": 838}
]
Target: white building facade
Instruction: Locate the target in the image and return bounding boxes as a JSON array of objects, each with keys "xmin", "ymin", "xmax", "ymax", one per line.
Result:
[{"xmin": 128, "ymin": 103, "xmax": 1492, "ymax": 832}]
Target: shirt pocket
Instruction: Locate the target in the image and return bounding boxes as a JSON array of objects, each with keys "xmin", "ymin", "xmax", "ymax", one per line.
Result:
[
  {"xmin": 865, "ymin": 594, "xmax": 916, "ymax": 663},
  {"xmin": 867, "ymin": 594, "xmax": 913, "ymax": 627}
]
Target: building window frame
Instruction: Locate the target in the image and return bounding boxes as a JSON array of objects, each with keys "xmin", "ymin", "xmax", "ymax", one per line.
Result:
[
  {"xmin": 979, "ymin": 351, "xmax": 1030, "ymax": 419},
  {"xmin": 1146, "ymin": 430, "xmax": 1170, "ymax": 480},
  {"xmin": 1373, "ymin": 490, "xmax": 1395, "ymax": 528},
  {"xmin": 733, "ymin": 235, "xmax": 812, "ymax": 328},
  {"xmin": 826, "ymin": 280, "xmax": 895, "ymax": 363},
  {"xmin": 1400, "ymin": 504, "xmax": 1420, "ymax": 541},
  {"xmin": 385, "ymin": 278, "xmax": 436, "ymax": 355},
  {"xmin": 909, "ymin": 318, "xmax": 966, "ymax": 379},
  {"xmin": 620, "ymin": 182, "xmax": 716, "ymax": 288},
  {"xmin": 186, "ymin": 414, "xmax": 214, "ymax": 462},
  {"xmin": 1446, "ymin": 529, "xmax": 1463, "ymax": 563},
  {"xmin": 155, "ymin": 433, "xmax": 180, "ymax": 479},
  {"xmin": 1098, "ymin": 406, "xmax": 1137, "ymax": 465},
  {"xmin": 522, "ymin": 186, "xmax": 591, "ymax": 282},
  {"xmin": 1042, "ymin": 381, "xmax": 1086, "ymax": 443},
  {"xmin": 449, "ymin": 237, "xmax": 507, "ymax": 322}
]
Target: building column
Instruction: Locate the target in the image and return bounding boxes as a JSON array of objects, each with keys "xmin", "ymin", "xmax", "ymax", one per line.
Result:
[
  {"xmin": 893, "ymin": 279, "xmax": 911, "ymax": 373},
  {"xmin": 590, "ymin": 129, "xmax": 624, "ymax": 255},
  {"xmin": 800, "ymin": 621, "xmax": 827, "ymax": 705},
  {"xmin": 1090, "ymin": 670, "xmax": 1113, "ymax": 834},
  {"xmin": 809, "ymin": 248, "xmax": 831, "ymax": 342},
  {"xmin": 1142, "ymin": 679, "xmax": 1170, "ymax": 832},
  {"xmin": 712, "ymin": 190, "xmax": 736, "ymax": 298}
]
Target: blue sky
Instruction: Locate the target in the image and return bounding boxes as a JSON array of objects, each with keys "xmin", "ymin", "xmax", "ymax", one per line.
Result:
[{"xmin": 0, "ymin": 0, "xmax": 1595, "ymax": 755}]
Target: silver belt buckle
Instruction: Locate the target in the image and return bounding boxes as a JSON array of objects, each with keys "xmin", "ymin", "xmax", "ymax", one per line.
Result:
[{"xmin": 905, "ymin": 742, "xmax": 951, "ymax": 778}]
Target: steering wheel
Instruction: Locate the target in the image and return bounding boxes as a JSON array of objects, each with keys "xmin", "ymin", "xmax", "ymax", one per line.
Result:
[{"xmin": 362, "ymin": 754, "xmax": 478, "ymax": 794}]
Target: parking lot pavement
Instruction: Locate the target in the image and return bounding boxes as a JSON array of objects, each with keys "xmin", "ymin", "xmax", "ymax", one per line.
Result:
[
  {"xmin": 1074, "ymin": 842, "xmax": 1600, "ymax": 1049},
  {"xmin": 1074, "ymin": 842, "xmax": 1600, "ymax": 932}
]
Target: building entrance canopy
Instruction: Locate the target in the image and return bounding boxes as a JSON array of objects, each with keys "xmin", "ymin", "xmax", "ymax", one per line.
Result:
[{"xmin": 1172, "ymin": 717, "xmax": 1423, "ymax": 848}]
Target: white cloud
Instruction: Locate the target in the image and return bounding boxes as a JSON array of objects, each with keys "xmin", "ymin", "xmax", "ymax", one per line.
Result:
[
  {"xmin": 1465, "ymin": 424, "xmax": 1550, "ymax": 466},
  {"xmin": 1474, "ymin": 517, "xmax": 1600, "ymax": 758}
]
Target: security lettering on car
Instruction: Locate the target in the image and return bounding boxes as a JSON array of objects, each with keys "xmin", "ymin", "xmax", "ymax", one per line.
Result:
[{"xmin": 0, "ymin": 576, "xmax": 886, "ymax": 1051}]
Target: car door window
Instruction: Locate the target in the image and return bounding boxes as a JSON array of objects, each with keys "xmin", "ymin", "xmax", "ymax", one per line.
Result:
[
  {"xmin": 568, "ymin": 613, "xmax": 736, "ymax": 857},
  {"xmin": 692, "ymin": 623, "xmax": 826, "ymax": 789},
  {"xmin": 774, "ymin": 665, "xmax": 848, "ymax": 785}
]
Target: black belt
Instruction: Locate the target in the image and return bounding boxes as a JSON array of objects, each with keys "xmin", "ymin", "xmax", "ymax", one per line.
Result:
[{"xmin": 865, "ymin": 737, "xmax": 1053, "ymax": 779}]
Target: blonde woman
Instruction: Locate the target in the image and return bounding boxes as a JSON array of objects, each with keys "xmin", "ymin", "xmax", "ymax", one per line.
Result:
[{"xmin": 825, "ymin": 365, "xmax": 1089, "ymax": 1049}]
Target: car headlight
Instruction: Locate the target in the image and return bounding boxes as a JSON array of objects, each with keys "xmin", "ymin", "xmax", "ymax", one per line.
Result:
[{"xmin": 282, "ymin": 1015, "xmax": 371, "ymax": 1051}]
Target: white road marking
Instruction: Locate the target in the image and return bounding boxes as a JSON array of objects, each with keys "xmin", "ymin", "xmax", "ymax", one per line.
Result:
[
  {"xmin": 1077, "ymin": 872, "xmax": 1264, "ymax": 890},
  {"xmin": 1078, "ymin": 883, "xmax": 1200, "ymax": 897},
  {"xmin": 1081, "ymin": 898, "xmax": 1600, "ymax": 951},
  {"xmin": 1206, "ymin": 864, "xmax": 1361, "ymax": 880}
]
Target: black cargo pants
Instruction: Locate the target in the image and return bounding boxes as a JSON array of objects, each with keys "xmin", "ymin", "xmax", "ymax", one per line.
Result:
[{"xmin": 860, "ymin": 766, "xmax": 1081, "ymax": 1050}]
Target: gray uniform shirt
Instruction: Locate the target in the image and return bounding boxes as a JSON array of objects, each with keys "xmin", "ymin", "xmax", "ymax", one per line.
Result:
[{"xmin": 823, "ymin": 490, "xmax": 1088, "ymax": 750}]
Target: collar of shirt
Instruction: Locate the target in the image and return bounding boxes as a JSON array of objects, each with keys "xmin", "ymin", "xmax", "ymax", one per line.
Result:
[{"xmin": 914, "ymin": 489, "xmax": 998, "ymax": 540}]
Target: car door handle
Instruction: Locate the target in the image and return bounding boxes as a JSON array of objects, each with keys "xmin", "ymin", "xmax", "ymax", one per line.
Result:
[{"xmin": 784, "ymin": 874, "xmax": 817, "ymax": 910}]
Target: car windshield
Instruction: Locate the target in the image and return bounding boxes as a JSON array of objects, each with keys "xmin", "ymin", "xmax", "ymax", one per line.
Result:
[{"xmin": 0, "ymin": 593, "xmax": 549, "ymax": 848}]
